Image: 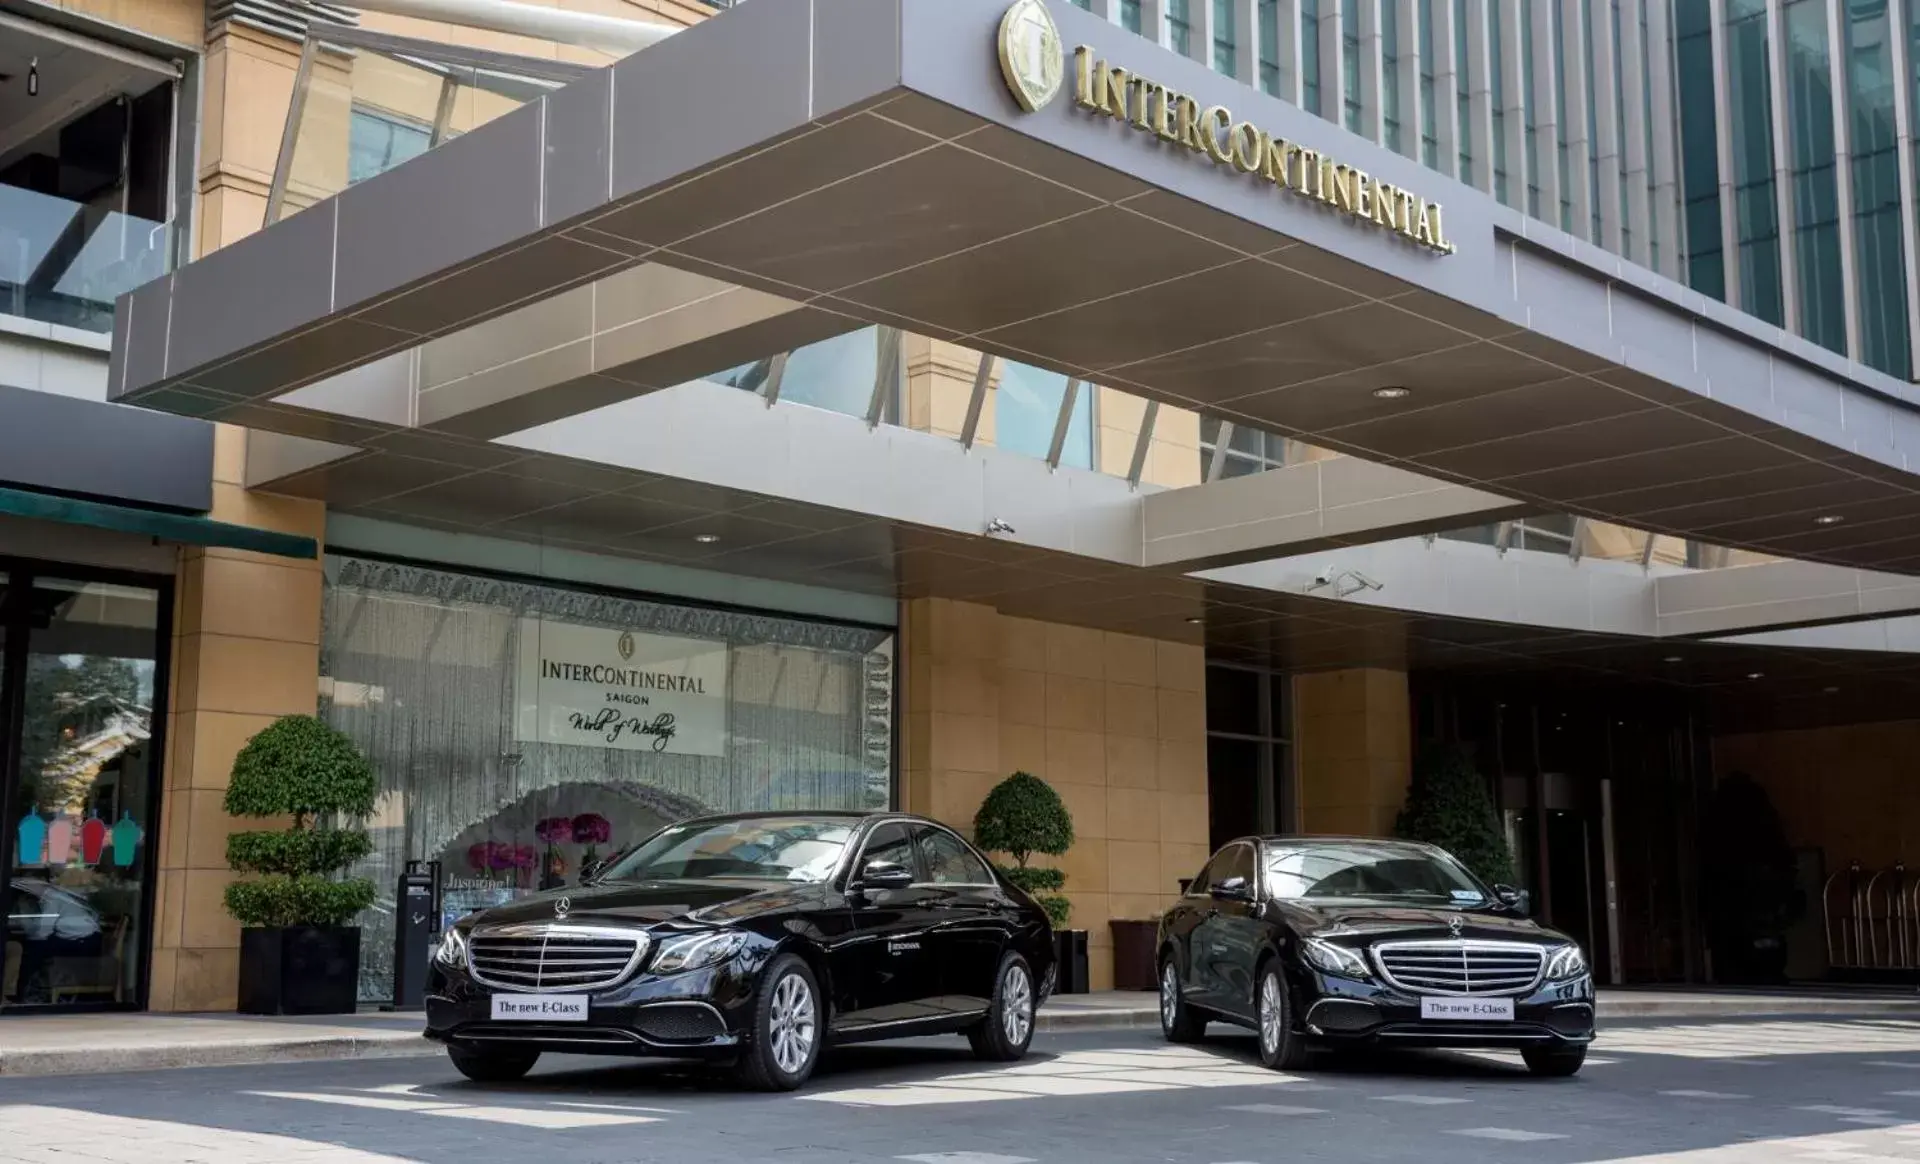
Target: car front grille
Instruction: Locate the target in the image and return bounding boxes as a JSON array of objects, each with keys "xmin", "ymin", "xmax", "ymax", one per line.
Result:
[
  {"xmin": 1370, "ymin": 940, "xmax": 1545, "ymax": 996},
  {"xmin": 466, "ymin": 924, "xmax": 648, "ymax": 993}
]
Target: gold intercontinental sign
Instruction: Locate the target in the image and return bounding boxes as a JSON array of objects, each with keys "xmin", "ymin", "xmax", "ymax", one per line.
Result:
[
  {"xmin": 993, "ymin": 0, "xmax": 1453, "ymax": 255},
  {"xmin": 1070, "ymin": 47, "xmax": 1454, "ymax": 255}
]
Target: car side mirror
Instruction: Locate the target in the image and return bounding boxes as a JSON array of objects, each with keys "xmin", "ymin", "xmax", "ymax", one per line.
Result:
[
  {"xmin": 1210, "ymin": 876, "xmax": 1253, "ymax": 902},
  {"xmin": 1494, "ymin": 884, "xmax": 1530, "ymax": 914},
  {"xmin": 855, "ymin": 859, "xmax": 915, "ymax": 893}
]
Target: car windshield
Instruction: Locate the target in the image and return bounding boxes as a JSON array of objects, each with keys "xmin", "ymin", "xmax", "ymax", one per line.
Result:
[
  {"xmin": 596, "ymin": 818, "xmax": 856, "ymax": 883},
  {"xmin": 1263, "ymin": 842, "xmax": 1490, "ymax": 906}
]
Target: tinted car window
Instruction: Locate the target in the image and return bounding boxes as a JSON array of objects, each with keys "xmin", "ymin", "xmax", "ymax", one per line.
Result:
[
  {"xmin": 598, "ymin": 818, "xmax": 854, "ymax": 883},
  {"xmin": 1214, "ymin": 843, "xmax": 1256, "ymax": 888},
  {"xmin": 916, "ymin": 828, "xmax": 993, "ymax": 884},
  {"xmin": 1264, "ymin": 841, "xmax": 1488, "ymax": 905},
  {"xmin": 857, "ymin": 822, "xmax": 918, "ymax": 878}
]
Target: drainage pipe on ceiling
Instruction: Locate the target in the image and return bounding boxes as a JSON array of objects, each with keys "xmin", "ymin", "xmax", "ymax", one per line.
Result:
[{"xmin": 343, "ymin": 0, "xmax": 679, "ymax": 53}]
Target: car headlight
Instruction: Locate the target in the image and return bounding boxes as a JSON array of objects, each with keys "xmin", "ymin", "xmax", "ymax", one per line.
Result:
[
  {"xmin": 650, "ymin": 931, "xmax": 748, "ymax": 974},
  {"xmin": 1545, "ymin": 944, "xmax": 1588, "ymax": 981},
  {"xmin": 1301, "ymin": 938, "xmax": 1370, "ymax": 980},
  {"xmin": 433, "ymin": 927, "xmax": 468, "ymax": 968}
]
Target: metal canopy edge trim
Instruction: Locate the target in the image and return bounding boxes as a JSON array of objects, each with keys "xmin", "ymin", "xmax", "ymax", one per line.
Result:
[{"xmin": 0, "ymin": 488, "xmax": 319, "ymax": 560}]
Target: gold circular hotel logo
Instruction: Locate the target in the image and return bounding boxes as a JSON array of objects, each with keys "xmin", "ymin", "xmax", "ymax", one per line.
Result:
[
  {"xmin": 998, "ymin": 0, "xmax": 1064, "ymax": 113},
  {"xmin": 617, "ymin": 631, "xmax": 635, "ymax": 661}
]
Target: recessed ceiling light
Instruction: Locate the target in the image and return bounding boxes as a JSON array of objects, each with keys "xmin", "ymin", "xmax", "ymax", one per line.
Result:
[
  {"xmin": 693, "ymin": 533, "xmax": 720, "ymax": 544},
  {"xmin": 1824, "ymin": 685, "xmax": 1841, "ymax": 694},
  {"xmin": 1747, "ymin": 671, "xmax": 1765, "ymax": 680},
  {"xmin": 1663, "ymin": 655, "xmax": 1683, "ymax": 663},
  {"xmin": 1185, "ymin": 616, "xmax": 1205, "ymax": 625},
  {"xmin": 1814, "ymin": 514, "xmax": 1845, "ymax": 525},
  {"xmin": 1371, "ymin": 386, "xmax": 1412, "ymax": 400}
]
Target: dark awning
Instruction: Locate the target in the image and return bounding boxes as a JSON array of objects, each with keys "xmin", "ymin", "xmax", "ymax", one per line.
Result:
[{"xmin": 0, "ymin": 487, "xmax": 317, "ymax": 560}]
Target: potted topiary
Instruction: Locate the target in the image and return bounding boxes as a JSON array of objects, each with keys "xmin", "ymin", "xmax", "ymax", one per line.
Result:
[
  {"xmin": 974, "ymin": 771, "xmax": 1086, "ymax": 992},
  {"xmin": 1395, "ymin": 742, "xmax": 1518, "ymax": 888},
  {"xmin": 223, "ymin": 714, "xmax": 378, "ymax": 1015}
]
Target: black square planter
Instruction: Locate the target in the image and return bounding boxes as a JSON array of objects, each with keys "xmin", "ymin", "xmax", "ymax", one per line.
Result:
[
  {"xmin": 238, "ymin": 926, "xmax": 361, "ymax": 1015},
  {"xmin": 1053, "ymin": 929, "xmax": 1090, "ymax": 995}
]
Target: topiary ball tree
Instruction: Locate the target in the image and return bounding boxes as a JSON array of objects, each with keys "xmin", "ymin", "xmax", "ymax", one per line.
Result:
[
  {"xmin": 974, "ymin": 771, "xmax": 1075, "ymax": 927},
  {"xmin": 223, "ymin": 715, "xmax": 378, "ymax": 930},
  {"xmin": 1394, "ymin": 741, "xmax": 1517, "ymax": 888}
]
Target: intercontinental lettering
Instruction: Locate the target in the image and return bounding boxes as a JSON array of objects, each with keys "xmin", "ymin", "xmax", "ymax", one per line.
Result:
[
  {"xmin": 540, "ymin": 658, "xmax": 708, "ymax": 694},
  {"xmin": 1070, "ymin": 47, "xmax": 1455, "ymax": 255}
]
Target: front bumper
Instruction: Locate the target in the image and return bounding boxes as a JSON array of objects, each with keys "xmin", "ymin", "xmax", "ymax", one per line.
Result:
[
  {"xmin": 423, "ymin": 960, "xmax": 755, "ymax": 1060},
  {"xmin": 1299, "ymin": 973, "xmax": 1596, "ymax": 1049}
]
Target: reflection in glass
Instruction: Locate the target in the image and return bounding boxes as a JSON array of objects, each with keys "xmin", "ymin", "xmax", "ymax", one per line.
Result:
[
  {"xmin": 1845, "ymin": 0, "xmax": 1911, "ymax": 377},
  {"xmin": 1676, "ymin": 0, "xmax": 1727, "ymax": 300},
  {"xmin": 714, "ymin": 328, "xmax": 883, "ymax": 420},
  {"xmin": 1727, "ymin": 0, "xmax": 1785, "ymax": 325},
  {"xmin": 7, "ymin": 580, "xmax": 159, "ymax": 1008}
]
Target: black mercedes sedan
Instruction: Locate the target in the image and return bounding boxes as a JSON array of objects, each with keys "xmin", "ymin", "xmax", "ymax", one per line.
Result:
[
  {"xmin": 1158, "ymin": 837, "xmax": 1595, "ymax": 1076},
  {"xmin": 425, "ymin": 811, "xmax": 1054, "ymax": 1090}
]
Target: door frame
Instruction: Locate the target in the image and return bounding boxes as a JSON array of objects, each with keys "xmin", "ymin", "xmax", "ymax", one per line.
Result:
[{"xmin": 0, "ymin": 558, "xmax": 174, "ymax": 1014}]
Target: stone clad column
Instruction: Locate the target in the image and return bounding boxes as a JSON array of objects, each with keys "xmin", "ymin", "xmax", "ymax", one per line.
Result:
[
  {"xmin": 150, "ymin": 428, "xmax": 325, "ymax": 1012},
  {"xmin": 1293, "ymin": 668, "xmax": 1412, "ymax": 837},
  {"xmin": 900, "ymin": 598, "xmax": 1208, "ymax": 991}
]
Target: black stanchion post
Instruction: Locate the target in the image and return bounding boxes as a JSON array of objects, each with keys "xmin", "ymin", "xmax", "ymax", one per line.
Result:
[{"xmin": 389, "ymin": 860, "xmax": 437, "ymax": 1011}]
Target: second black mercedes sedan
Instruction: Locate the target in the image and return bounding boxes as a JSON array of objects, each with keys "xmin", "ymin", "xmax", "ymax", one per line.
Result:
[
  {"xmin": 1158, "ymin": 837, "xmax": 1595, "ymax": 1076},
  {"xmin": 425, "ymin": 812, "xmax": 1055, "ymax": 1090}
]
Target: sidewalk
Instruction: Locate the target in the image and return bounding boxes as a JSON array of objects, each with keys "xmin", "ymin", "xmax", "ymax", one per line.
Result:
[{"xmin": 3, "ymin": 988, "xmax": 1918, "ymax": 1079}]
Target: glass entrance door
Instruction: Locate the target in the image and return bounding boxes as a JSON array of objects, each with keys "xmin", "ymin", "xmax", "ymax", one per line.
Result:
[{"xmin": 2, "ymin": 575, "xmax": 164, "ymax": 1009}]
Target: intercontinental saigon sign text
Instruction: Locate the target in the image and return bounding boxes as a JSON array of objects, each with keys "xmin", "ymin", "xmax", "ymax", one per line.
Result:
[
  {"xmin": 995, "ymin": 0, "xmax": 1454, "ymax": 255},
  {"xmin": 513, "ymin": 618, "xmax": 729, "ymax": 756}
]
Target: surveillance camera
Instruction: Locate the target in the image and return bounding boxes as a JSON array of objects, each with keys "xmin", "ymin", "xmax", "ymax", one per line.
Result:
[{"xmin": 1313, "ymin": 567, "xmax": 1336, "ymax": 587}]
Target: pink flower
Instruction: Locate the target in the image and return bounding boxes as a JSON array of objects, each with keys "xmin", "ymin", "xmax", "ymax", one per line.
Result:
[
  {"xmin": 536, "ymin": 817, "xmax": 575, "ymax": 844},
  {"xmin": 509, "ymin": 844, "xmax": 538, "ymax": 871},
  {"xmin": 486, "ymin": 843, "xmax": 518, "ymax": 872},
  {"xmin": 572, "ymin": 814, "xmax": 611, "ymax": 844},
  {"xmin": 467, "ymin": 842, "xmax": 495, "ymax": 872}
]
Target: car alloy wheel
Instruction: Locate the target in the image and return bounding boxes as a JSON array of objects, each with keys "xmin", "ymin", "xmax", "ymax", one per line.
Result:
[
  {"xmin": 1160, "ymin": 962, "xmax": 1178, "ymax": 1029},
  {"xmin": 1259, "ymin": 972, "xmax": 1283, "ymax": 1058},
  {"xmin": 1002, "ymin": 962, "xmax": 1033, "ymax": 1047},
  {"xmin": 768, "ymin": 970, "xmax": 817, "ymax": 1077}
]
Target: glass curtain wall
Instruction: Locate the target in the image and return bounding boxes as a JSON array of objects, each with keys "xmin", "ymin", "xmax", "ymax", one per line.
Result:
[
  {"xmin": 320, "ymin": 556, "xmax": 896, "ymax": 1002},
  {"xmin": 1676, "ymin": 0, "xmax": 1727, "ymax": 301},
  {"xmin": 1727, "ymin": 0, "xmax": 1787, "ymax": 326},
  {"xmin": 1781, "ymin": 0, "xmax": 1847, "ymax": 354},
  {"xmin": 1, "ymin": 570, "xmax": 166, "ymax": 1011},
  {"xmin": 1845, "ymin": 0, "xmax": 1911, "ymax": 379}
]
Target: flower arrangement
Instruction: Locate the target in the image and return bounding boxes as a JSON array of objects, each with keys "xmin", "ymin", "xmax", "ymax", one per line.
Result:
[
  {"xmin": 573, "ymin": 813, "xmax": 611, "ymax": 865},
  {"xmin": 536, "ymin": 817, "xmax": 575, "ymax": 844}
]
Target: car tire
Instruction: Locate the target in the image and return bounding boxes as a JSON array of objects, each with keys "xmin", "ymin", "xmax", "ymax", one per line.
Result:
[
  {"xmin": 969, "ymin": 952, "xmax": 1038, "ymax": 1062},
  {"xmin": 447, "ymin": 1046, "xmax": 539, "ymax": 1083},
  {"xmin": 1159, "ymin": 956, "xmax": 1207, "ymax": 1043},
  {"xmin": 735, "ymin": 953, "xmax": 824, "ymax": 1092},
  {"xmin": 1254, "ymin": 962, "xmax": 1312, "ymax": 1071},
  {"xmin": 1521, "ymin": 1045, "xmax": 1587, "ymax": 1077}
]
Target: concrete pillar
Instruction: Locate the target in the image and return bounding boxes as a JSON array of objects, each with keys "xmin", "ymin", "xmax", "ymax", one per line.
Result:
[{"xmin": 1293, "ymin": 668, "xmax": 1411, "ymax": 837}]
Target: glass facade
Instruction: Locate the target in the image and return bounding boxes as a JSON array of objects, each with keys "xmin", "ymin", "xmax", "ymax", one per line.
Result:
[
  {"xmin": 1782, "ymin": 0, "xmax": 1846, "ymax": 353},
  {"xmin": 1048, "ymin": 0, "xmax": 1920, "ymax": 377},
  {"xmin": 320, "ymin": 556, "xmax": 896, "ymax": 1001},
  {"xmin": 1845, "ymin": 0, "xmax": 1910, "ymax": 378},
  {"xmin": 1, "ymin": 569, "xmax": 166, "ymax": 1011}
]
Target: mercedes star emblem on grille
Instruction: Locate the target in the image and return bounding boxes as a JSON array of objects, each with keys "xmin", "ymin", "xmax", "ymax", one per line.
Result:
[
  {"xmin": 1447, "ymin": 915, "xmax": 1464, "ymax": 937},
  {"xmin": 554, "ymin": 897, "xmax": 571, "ymax": 919}
]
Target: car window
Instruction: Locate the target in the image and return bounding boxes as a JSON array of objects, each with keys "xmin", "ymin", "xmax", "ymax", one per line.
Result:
[
  {"xmin": 597, "ymin": 817, "xmax": 855, "ymax": 883},
  {"xmin": 1263, "ymin": 841, "xmax": 1489, "ymax": 905},
  {"xmin": 856, "ymin": 822, "xmax": 918, "ymax": 879},
  {"xmin": 915, "ymin": 827, "xmax": 993, "ymax": 884},
  {"xmin": 1214, "ymin": 843, "xmax": 1256, "ymax": 889},
  {"xmin": 1186, "ymin": 849, "xmax": 1228, "ymax": 896}
]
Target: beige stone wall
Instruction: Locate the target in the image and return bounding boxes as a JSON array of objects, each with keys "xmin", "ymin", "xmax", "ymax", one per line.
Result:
[
  {"xmin": 42, "ymin": 0, "xmax": 201, "ymax": 46},
  {"xmin": 1716, "ymin": 721, "xmax": 1920, "ymax": 874},
  {"xmin": 900, "ymin": 598, "xmax": 1209, "ymax": 990},
  {"xmin": 1293, "ymin": 668, "xmax": 1412, "ymax": 837},
  {"xmin": 149, "ymin": 429, "xmax": 326, "ymax": 1012}
]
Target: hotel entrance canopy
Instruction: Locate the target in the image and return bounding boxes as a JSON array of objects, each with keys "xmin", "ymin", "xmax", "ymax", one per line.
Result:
[{"xmin": 110, "ymin": 0, "xmax": 1920, "ymax": 573}]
